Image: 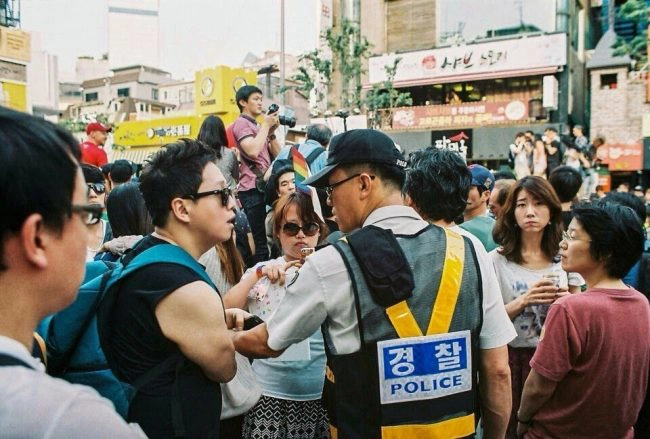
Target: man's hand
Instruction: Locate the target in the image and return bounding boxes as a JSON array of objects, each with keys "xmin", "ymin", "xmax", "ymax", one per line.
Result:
[
  {"xmin": 225, "ymin": 308, "xmax": 251, "ymax": 331},
  {"xmin": 263, "ymin": 111, "xmax": 279, "ymax": 132}
]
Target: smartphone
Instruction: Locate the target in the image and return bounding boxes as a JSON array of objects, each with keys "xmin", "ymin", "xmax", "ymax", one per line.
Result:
[
  {"xmin": 243, "ymin": 315, "xmax": 265, "ymax": 330},
  {"xmin": 300, "ymin": 247, "xmax": 315, "ymax": 257}
]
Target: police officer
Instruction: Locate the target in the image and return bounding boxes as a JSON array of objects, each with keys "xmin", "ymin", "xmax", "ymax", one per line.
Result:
[{"xmin": 235, "ymin": 129, "xmax": 515, "ymax": 438}]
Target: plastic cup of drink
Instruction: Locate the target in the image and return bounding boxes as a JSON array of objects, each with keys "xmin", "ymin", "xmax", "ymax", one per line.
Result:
[{"xmin": 542, "ymin": 272, "xmax": 561, "ymax": 288}]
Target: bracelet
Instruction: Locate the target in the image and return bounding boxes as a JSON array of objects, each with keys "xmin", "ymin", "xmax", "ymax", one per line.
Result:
[
  {"xmin": 516, "ymin": 414, "xmax": 533, "ymax": 425},
  {"xmin": 256, "ymin": 265, "xmax": 265, "ymax": 279},
  {"xmin": 267, "ymin": 134, "xmax": 276, "ymax": 141}
]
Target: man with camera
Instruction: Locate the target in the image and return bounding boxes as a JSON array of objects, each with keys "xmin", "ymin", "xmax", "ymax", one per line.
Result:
[{"xmin": 232, "ymin": 85, "xmax": 281, "ymax": 262}]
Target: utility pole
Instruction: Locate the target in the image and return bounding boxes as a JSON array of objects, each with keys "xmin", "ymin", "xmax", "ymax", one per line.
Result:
[{"xmin": 280, "ymin": 0, "xmax": 286, "ymax": 105}]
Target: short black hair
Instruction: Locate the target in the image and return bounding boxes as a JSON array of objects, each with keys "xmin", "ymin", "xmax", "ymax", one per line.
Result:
[
  {"xmin": 572, "ymin": 203, "xmax": 644, "ymax": 278},
  {"xmin": 109, "ymin": 160, "xmax": 133, "ymax": 184},
  {"xmin": 197, "ymin": 115, "xmax": 228, "ymax": 159},
  {"xmin": 306, "ymin": 124, "xmax": 332, "ymax": 146},
  {"xmin": 545, "ymin": 127, "xmax": 558, "ymax": 134},
  {"xmin": 81, "ymin": 163, "xmax": 104, "ymax": 184},
  {"xmin": 0, "ymin": 107, "xmax": 81, "ymax": 271},
  {"xmin": 341, "ymin": 162, "xmax": 405, "ymax": 193},
  {"xmin": 139, "ymin": 139, "xmax": 216, "ymax": 227},
  {"xmin": 404, "ymin": 148, "xmax": 470, "ymax": 222},
  {"xmin": 549, "ymin": 166, "xmax": 582, "ymax": 203},
  {"xmin": 603, "ymin": 191, "xmax": 646, "ymax": 223},
  {"xmin": 235, "ymin": 85, "xmax": 263, "ymax": 112}
]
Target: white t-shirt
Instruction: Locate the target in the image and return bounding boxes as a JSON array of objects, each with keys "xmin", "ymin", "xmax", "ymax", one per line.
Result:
[
  {"xmin": 247, "ymin": 257, "xmax": 326, "ymax": 401},
  {"xmin": 267, "ymin": 206, "xmax": 517, "ymax": 354},
  {"xmin": 489, "ymin": 251, "xmax": 585, "ymax": 348},
  {"xmin": 0, "ymin": 336, "xmax": 146, "ymax": 438}
]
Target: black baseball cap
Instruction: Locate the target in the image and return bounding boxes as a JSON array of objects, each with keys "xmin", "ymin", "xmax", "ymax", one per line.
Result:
[{"xmin": 303, "ymin": 129, "xmax": 407, "ymax": 188}]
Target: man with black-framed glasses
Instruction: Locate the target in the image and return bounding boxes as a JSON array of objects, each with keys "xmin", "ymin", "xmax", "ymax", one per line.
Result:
[
  {"xmin": 0, "ymin": 107, "xmax": 146, "ymax": 436},
  {"xmin": 234, "ymin": 129, "xmax": 512, "ymax": 437},
  {"xmin": 98, "ymin": 139, "xmax": 244, "ymax": 438}
]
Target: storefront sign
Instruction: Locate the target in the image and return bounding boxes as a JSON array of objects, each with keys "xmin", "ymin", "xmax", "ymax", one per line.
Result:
[
  {"xmin": 0, "ymin": 59, "xmax": 26, "ymax": 82},
  {"xmin": 392, "ymin": 101, "xmax": 528, "ymax": 130},
  {"xmin": 596, "ymin": 142, "xmax": 643, "ymax": 171},
  {"xmin": 369, "ymin": 33, "xmax": 566, "ymax": 86},
  {"xmin": 431, "ymin": 129, "xmax": 473, "ymax": 160},
  {"xmin": 0, "ymin": 26, "xmax": 30, "ymax": 62}
]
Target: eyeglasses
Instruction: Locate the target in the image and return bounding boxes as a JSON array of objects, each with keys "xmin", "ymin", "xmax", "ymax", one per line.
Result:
[
  {"xmin": 181, "ymin": 186, "xmax": 233, "ymax": 207},
  {"xmin": 282, "ymin": 222, "xmax": 320, "ymax": 237},
  {"xmin": 325, "ymin": 174, "xmax": 375, "ymax": 198},
  {"xmin": 87, "ymin": 182, "xmax": 106, "ymax": 194},
  {"xmin": 71, "ymin": 203, "xmax": 104, "ymax": 226},
  {"xmin": 561, "ymin": 230, "xmax": 591, "ymax": 243}
]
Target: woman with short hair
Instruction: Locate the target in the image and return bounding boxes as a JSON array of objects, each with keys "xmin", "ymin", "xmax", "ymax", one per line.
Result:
[{"xmin": 517, "ymin": 204, "xmax": 650, "ymax": 438}]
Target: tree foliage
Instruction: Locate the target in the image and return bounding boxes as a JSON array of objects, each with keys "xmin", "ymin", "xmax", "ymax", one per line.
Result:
[
  {"xmin": 285, "ymin": 19, "xmax": 412, "ymax": 119},
  {"xmin": 365, "ymin": 58, "xmax": 413, "ymax": 129},
  {"xmin": 612, "ymin": 0, "xmax": 649, "ymax": 69}
]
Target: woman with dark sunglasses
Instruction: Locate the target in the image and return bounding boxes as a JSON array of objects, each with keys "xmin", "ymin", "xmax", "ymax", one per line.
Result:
[
  {"xmin": 238, "ymin": 191, "xmax": 330, "ymax": 439},
  {"xmin": 81, "ymin": 164, "xmax": 111, "ymax": 261}
]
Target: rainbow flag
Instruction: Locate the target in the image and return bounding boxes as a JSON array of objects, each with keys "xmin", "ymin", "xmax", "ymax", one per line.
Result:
[
  {"xmin": 291, "ymin": 146, "xmax": 311, "ymax": 194},
  {"xmin": 291, "ymin": 146, "xmax": 324, "ymax": 221}
]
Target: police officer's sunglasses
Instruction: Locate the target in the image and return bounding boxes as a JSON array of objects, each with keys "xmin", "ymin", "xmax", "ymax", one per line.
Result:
[{"xmin": 181, "ymin": 187, "xmax": 233, "ymax": 207}]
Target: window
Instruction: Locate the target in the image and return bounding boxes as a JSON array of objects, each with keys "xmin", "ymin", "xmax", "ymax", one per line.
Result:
[
  {"xmin": 117, "ymin": 87, "xmax": 130, "ymax": 97},
  {"xmin": 163, "ymin": 90, "xmax": 168, "ymax": 100},
  {"xmin": 437, "ymin": 0, "xmax": 556, "ymax": 45},
  {"xmin": 152, "ymin": 89, "xmax": 159, "ymax": 100},
  {"xmin": 140, "ymin": 103, "xmax": 145, "ymax": 112},
  {"xmin": 601, "ymin": 73, "xmax": 618, "ymax": 90},
  {"xmin": 84, "ymin": 92, "xmax": 98, "ymax": 102}
]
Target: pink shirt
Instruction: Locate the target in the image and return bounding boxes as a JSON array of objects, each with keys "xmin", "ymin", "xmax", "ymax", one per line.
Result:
[
  {"xmin": 231, "ymin": 114, "xmax": 271, "ymax": 192},
  {"xmin": 526, "ymin": 288, "xmax": 650, "ymax": 439}
]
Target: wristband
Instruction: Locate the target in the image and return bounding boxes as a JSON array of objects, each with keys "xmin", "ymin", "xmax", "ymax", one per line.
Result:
[
  {"xmin": 516, "ymin": 415, "xmax": 532, "ymax": 425},
  {"xmin": 256, "ymin": 265, "xmax": 265, "ymax": 279}
]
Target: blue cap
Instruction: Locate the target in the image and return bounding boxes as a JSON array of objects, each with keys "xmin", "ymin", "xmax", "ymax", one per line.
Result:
[{"xmin": 468, "ymin": 164, "xmax": 495, "ymax": 191}]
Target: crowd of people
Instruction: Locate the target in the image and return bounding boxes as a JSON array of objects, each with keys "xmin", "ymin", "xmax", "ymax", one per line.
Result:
[{"xmin": 0, "ymin": 83, "xmax": 648, "ymax": 439}]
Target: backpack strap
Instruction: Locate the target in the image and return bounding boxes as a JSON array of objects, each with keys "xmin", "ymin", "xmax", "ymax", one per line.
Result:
[
  {"xmin": 304, "ymin": 145, "xmax": 326, "ymax": 166},
  {"xmin": 0, "ymin": 353, "xmax": 34, "ymax": 369},
  {"xmin": 115, "ymin": 243, "xmax": 216, "ymax": 290}
]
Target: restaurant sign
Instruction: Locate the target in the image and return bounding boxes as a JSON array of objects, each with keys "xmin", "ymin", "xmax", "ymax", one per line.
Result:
[
  {"xmin": 392, "ymin": 100, "xmax": 528, "ymax": 130},
  {"xmin": 596, "ymin": 142, "xmax": 643, "ymax": 171},
  {"xmin": 369, "ymin": 33, "xmax": 566, "ymax": 85}
]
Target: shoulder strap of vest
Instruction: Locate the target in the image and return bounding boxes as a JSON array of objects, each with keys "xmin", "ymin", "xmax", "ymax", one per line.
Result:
[
  {"xmin": 337, "ymin": 226, "xmax": 466, "ymax": 338},
  {"xmin": 0, "ymin": 353, "xmax": 34, "ymax": 369}
]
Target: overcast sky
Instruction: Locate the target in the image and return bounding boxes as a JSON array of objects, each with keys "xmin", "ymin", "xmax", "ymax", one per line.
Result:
[{"xmin": 21, "ymin": 0, "xmax": 319, "ymax": 81}]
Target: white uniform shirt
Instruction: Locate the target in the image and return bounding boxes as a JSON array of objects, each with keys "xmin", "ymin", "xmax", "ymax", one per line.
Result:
[
  {"xmin": 0, "ymin": 336, "xmax": 146, "ymax": 438},
  {"xmin": 267, "ymin": 205, "xmax": 516, "ymax": 354}
]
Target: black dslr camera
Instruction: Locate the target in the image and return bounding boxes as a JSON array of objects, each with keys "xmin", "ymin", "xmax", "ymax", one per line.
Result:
[{"xmin": 267, "ymin": 104, "xmax": 297, "ymax": 128}]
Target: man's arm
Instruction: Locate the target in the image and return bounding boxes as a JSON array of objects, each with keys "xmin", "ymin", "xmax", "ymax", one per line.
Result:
[
  {"xmin": 232, "ymin": 323, "xmax": 284, "ymax": 358},
  {"xmin": 155, "ymin": 280, "xmax": 236, "ymax": 382},
  {"xmin": 238, "ymin": 114, "xmax": 279, "ymax": 159},
  {"xmin": 479, "ymin": 345, "xmax": 512, "ymax": 439}
]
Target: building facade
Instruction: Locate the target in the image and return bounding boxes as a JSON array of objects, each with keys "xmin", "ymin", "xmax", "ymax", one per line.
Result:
[
  {"xmin": 356, "ymin": 0, "xmax": 595, "ymax": 164},
  {"xmin": 107, "ymin": 0, "xmax": 160, "ymax": 69}
]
